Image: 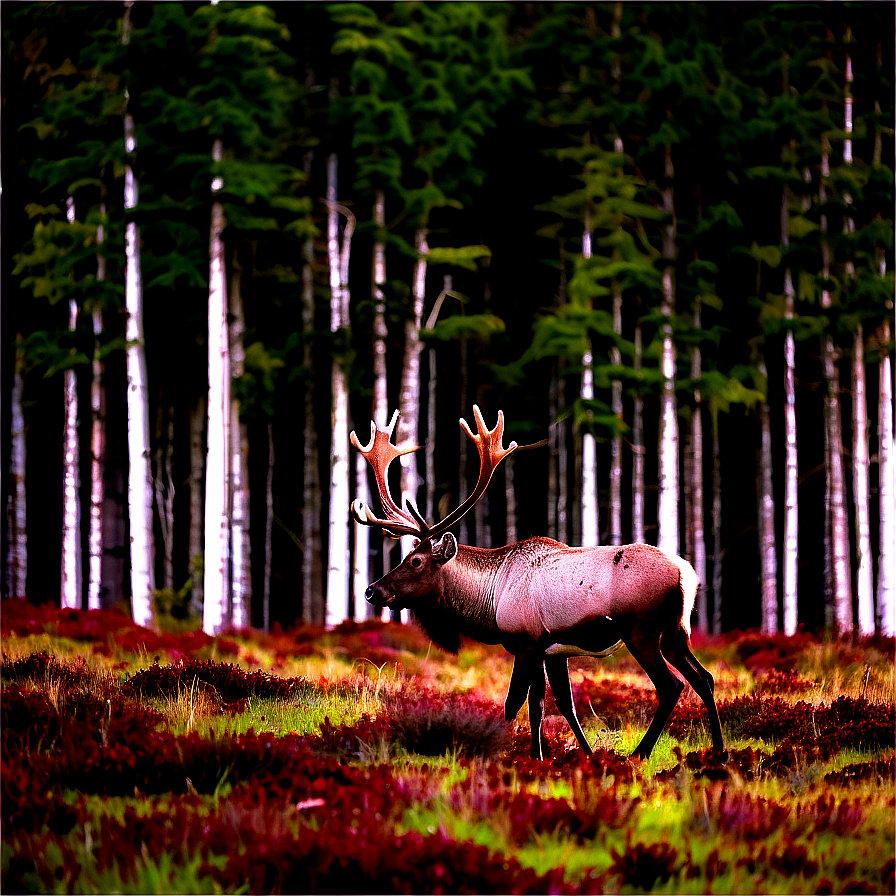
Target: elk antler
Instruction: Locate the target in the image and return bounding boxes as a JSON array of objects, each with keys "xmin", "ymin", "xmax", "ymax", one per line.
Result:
[
  {"xmin": 350, "ymin": 410, "xmax": 425, "ymax": 539},
  {"xmin": 426, "ymin": 405, "xmax": 519, "ymax": 540},
  {"xmin": 350, "ymin": 405, "xmax": 521, "ymax": 543}
]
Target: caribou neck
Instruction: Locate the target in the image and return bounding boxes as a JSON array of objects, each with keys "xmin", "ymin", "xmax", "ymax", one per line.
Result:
[{"xmin": 412, "ymin": 543, "xmax": 515, "ymax": 652}]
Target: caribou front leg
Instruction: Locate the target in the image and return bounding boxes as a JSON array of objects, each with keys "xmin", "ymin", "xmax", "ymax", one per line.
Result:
[
  {"xmin": 544, "ymin": 656, "xmax": 592, "ymax": 755},
  {"xmin": 504, "ymin": 653, "xmax": 531, "ymax": 723}
]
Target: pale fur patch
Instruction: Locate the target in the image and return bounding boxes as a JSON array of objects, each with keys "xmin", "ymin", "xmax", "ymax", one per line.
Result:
[{"xmin": 665, "ymin": 553, "xmax": 699, "ymax": 636}]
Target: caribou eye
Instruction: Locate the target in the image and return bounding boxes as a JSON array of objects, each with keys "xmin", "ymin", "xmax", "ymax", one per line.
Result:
[{"xmin": 410, "ymin": 557, "xmax": 423, "ymax": 568}]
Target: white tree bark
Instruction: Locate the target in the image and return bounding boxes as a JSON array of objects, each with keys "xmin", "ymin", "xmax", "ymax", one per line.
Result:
[
  {"xmin": 819, "ymin": 135, "xmax": 853, "ymax": 634},
  {"xmin": 397, "ymin": 227, "xmax": 428, "ymax": 567},
  {"xmin": 203, "ymin": 138, "xmax": 230, "ymax": 635},
  {"xmin": 189, "ymin": 395, "xmax": 205, "ymax": 619},
  {"xmin": 359, "ymin": 189, "xmax": 388, "ymax": 620},
  {"xmin": 711, "ymin": 420, "xmax": 723, "ymax": 634},
  {"xmin": 608, "ymin": 282, "xmax": 623, "ymax": 546},
  {"xmin": 123, "ymin": 97, "xmax": 155, "ymax": 628},
  {"xmin": 88, "ymin": 198, "xmax": 107, "ymax": 610},
  {"xmin": 852, "ymin": 328, "xmax": 874, "ymax": 634},
  {"xmin": 153, "ymin": 402, "xmax": 174, "ymax": 593},
  {"xmin": 877, "ymin": 318, "xmax": 895, "ymax": 635},
  {"xmin": 301, "ymin": 151, "xmax": 323, "ymax": 626},
  {"xmin": 657, "ymin": 148, "xmax": 679, "ymax": 557},
  {"xmin": 6, "ymin": 346, "xmax": 27, "ymax": 597},
  {"xmin": 229, "ymin": 265, "xmax": 250, "ymax": 628},
  {"xmin": 325, "ymin": 152, "xmax": 352, "ymax": 628},
  {"xmin": 263, "ymin": 421, "xmax": 274, "ymax": 632},
  {"xmin": 758, "ymin": 362, "xmax": 778, "ymax": 634},
  {"xmin": 6, "ymin": 338, "xmax": 27, "ymax": 598},
  {"xmin": 782, "ymin": 181, "xmax": 799, "ymax": 635},
  {"xmin": 580, "ymin": 209, "xmax": 599, "ymax": 547},
  {"xmin": 632, "ymin": 323, "xmax": 645, "ymax": 544},
  {"xmin": 61, "ymin": 198, "xmax": 82, "ymax": 610},
  {"xmin": 688, "ymin": 296, "xmax": 707, "ymax": 632}
]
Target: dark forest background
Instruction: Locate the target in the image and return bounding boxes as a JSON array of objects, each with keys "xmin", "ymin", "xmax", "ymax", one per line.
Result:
[{"xmin": 2, "ymin": 2, "xmax": 893, "ymax": 635}]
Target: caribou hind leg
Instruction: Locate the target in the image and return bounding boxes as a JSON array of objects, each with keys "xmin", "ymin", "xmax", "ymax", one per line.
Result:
[
  {"xmin": 661, "ymin": 626, "xmax": 725, "ymax": 752},
  {"xmin": 544, "ymin": 656, "xmax": 593, "ymax": 755},
  {"xmin": 527, "ymin": 660, "xmax": 551, "ymax": 759},
  {"xmin": 624, "ymin": 628, "xmax": 685, "ymax": 760}
]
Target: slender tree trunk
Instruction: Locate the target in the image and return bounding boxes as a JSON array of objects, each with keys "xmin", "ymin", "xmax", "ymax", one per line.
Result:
[
  {"xmin": 263, "ymin": 421, "xmax": 274, "ymax": 632},
  {"xmin": 6, "ymin": 336, "xmax": 27, "ymax": 598},
  {"xmin": 229, "ymin": 264, "xmax": 250, "ymax": 628},
  {"xmin": 425, "ymin": 279, "xmax": 450, "ymax": 528},
  {"xmin": 153, "ymin": 399, "xmax": 174, "ymax": 594},
  {"xmin": 203, "ymin": 138, "xmax": 231, "ymax": 635},
  {"xmin": 632, "ymin": 322, "xmax": 645, "ymax": 544},
  {"xmin": 458, "ymin": 336, "xmax": 470, "ymax": 547},
  {"xmin": 688, "ymin": 295, "xmax": 707, "ymax": 631},
  {"xmin": 301, "ymin": 150, "xmax": 324, "ymax": 626},
  {"xmin": 580, "ymin": 207, "xmax": 599, "ymax": 547},
  {"xmin": 357, "ymin": 189, "xmax": 387, "ymax": 620},
  {"xmin": 877, "ymin": 318, "xmax": 895, "ymax": 635},
  {"xmin": 62, "ymin": 200, "xmax": 82, "ymax": 610},
  {"xmin": 88, "ymin": 196, "xmax": 107, "ymax": 610},
  {"xmin": 840, "ymin": 45, "xmax": 874, "ymax": 634},
  {"xmin": 758, "ymin": 362, "xmax": 778, "ymax": 634},
  {"xmin": 711, "ymin": 418, "xmax": 723, "ymax": 634},
  {"xmin": 398, "ymin": 226, "xmax": 428, "ymax": 562},
  {"xmin": 608, "ymin": 281, "xmax": 623, "ymax": 546},
  {"xmin": 657, "ymin": 146, "xmax": 679, "ymax": 557},
  {"xmin": 782, "ymin": 178, "xmax": 799, "ymax": 635},
  {"xmin": 852, "ymin": 327, "xmax": 874, "ymax": 634},
  {"xmin": 325, "ymin": 152, "xmax": 353, "ymax": 628},
  {"xmin": 122, "ymin": 18, "xmax": 155, "ymax": 627},
  {"xmin": 819, "ymin": 128, "xmax": 853, "ymax": 634},
  {"xmin": 189, "ymin": 395, "xmax": 205, "ymax": 619},
  {"xmin": 547, "ymin": 359, "xmax": 559, "ymax": 542}
]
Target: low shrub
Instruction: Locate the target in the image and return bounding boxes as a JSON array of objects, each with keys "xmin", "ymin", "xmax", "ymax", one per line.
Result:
[{"xmin": 381, "ymin": 691, "xmax": 512, "ymax": 757}]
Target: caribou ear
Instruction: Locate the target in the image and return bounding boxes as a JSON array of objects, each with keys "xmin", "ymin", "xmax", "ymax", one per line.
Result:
[{"xmin": 432, "ymin": 532, "xmax": 458, "ymax": 563}]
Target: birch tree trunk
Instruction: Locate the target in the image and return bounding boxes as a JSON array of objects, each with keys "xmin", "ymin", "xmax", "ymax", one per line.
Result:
[
  {"xmin": 656, "ymin": 146, "xmax": 679, "ymax": 557},
  {"xmin": 782, "ymin": 178, "xmax": 799, "ymax": 635},
  {"xmin": 398, "ymin": 227, "xmax": 428, "ymax": 563},
  {"xmin": 88, "ymin": 197, "xmax": 107, "ymax": 610},
  {"xmin": 711, "ymin": 419, "xmax": 723, "ymax": 634},
  {"xmin": 819, "ymin": 130, "xmax": 853, "ymax": 634},
  {"xmin": 758, "ymin": 361, "xmax": 778, "ymax": 634},
  {"xmin": 301, "ymin": 150, "xmax": 324, "ymax": 626},
  {"xmin": 122, "ymin": 21, "xmax": 155, "ymax": 627},
  {"xmin": 6, "ymin": 337, "xmax": 27, "ymax": 598},
  {"xmin": 203, "ymin": 138, "xmax": 231, "ymax": 635},
  {"xmin": 263, "ymin": 421, "xmax": 274, "ymax": 632},
  {"xmin": 152, "ymin": 400, "xmax": 174, "ymax": 594},
  {"xmin": 608, "ymin": 281, "xmax": 623, "ymax": 546},
  {"xmin": 229, "ymin": 264, "xmax": 250, "ymax": 628},
  {"xmin": 842, "ymin": 46, "xmax": 874, "ymax": 634},
  {"xmin": 189, "ymin": 395, "xmax": 205, "ymax": 619},
  {"xmin": 631, "ymin": 322, "xmax": 645, "ymax": 544},
  {"xmin": 580, "ymin": 208, "xmax": 599, "ymax": 547},
  {"xmin": 358, "ymin": 189, "xmax": 388, "ymax": 619},
  {"xmin": 852, "ymin": 327, "xmax": 874, "ymax": 634},
  {"xmin": 877, "ymin": 318, "xmax": 895, "ymax": 635},
  {"xmin": 61, "ymin": 198, "xmax": 82, "ymax": 610},
  {"xmin": 873, "ymin": 63, "xmax": 894, "ymax": 635},
  {"xmin": 687, "ymin": 295, "xmax": 707, "ymax": 632},
  {"xmin": 325, "ymin": 152, "xmax": 353, "ymax": 628}
]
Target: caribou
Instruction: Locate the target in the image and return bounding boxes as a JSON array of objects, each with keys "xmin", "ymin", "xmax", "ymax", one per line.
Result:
[{"xmin": 350, "ymin": 406, "xmax": 724, "ymax": 760}]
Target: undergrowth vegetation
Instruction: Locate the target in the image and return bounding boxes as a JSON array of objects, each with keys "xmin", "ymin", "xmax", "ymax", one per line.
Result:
[{"xmin": 2, "ymin": 601, "xmax": 894, "ymax": 894}]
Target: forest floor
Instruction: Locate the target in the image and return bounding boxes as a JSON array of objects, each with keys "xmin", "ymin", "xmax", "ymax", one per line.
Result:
[{"xmin": 1, "ymin": 600, "xmax": 894, "ymax": 895}]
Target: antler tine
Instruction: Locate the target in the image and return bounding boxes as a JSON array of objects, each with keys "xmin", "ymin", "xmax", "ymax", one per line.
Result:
[
  {"xmin": 429, "ymin": 404, "xmax": 520, "ymax": 540},
  {"xmin": 349, "ymin": 410, "xmax": 428, "ymax": 539}
]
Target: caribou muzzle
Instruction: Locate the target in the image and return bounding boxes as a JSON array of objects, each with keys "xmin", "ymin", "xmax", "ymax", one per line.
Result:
[{"xmin": 365, "ymin": 582, "xmax": 397, "ymax": 608}]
